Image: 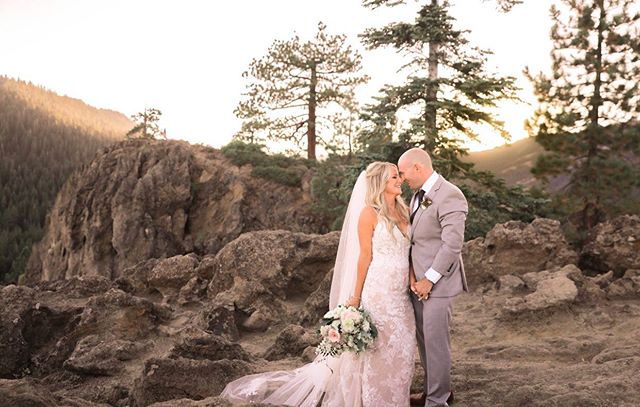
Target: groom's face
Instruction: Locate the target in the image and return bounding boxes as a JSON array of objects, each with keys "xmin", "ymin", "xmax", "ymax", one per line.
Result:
[{"xmin": 398, "ymin": 160, "xmax": 420, "ymax": 190}]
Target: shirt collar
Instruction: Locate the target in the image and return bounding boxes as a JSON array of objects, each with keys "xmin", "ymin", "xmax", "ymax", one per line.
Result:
[{"xmin": 420, "ymin": 171, "xmax": 439, "ymax": 196}]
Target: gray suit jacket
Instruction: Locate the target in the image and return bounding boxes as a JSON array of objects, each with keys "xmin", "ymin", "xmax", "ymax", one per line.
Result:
[{"xmin": 410, "ymin": 175, "xmax": 469, "ymax": 298}]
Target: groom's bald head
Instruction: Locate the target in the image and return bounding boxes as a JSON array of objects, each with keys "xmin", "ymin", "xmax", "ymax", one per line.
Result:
[
  {"xmin": 398, "ymin": 148, "xmax": 433, "ymax": 189},
  {"xmin": 398, "ymin": 148, "xmax": 433, "ymax": 170}
]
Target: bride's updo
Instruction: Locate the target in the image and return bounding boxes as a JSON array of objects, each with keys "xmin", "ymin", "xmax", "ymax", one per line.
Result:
[{"xmin": 365, "ymin": 162, "xmax": 410, "ymax": 236}]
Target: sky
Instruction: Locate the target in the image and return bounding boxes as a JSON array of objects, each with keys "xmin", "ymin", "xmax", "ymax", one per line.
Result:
[{"xmin": 0, "ymin": 0, "xmax": 554, "ymax": 152}]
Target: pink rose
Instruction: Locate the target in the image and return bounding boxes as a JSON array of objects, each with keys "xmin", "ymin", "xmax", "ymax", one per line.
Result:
[{"xmin": 328, "ymin": 328, "xmax": 341, "ymax": 343}]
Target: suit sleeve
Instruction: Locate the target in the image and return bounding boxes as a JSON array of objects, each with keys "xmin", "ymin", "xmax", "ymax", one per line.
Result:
[{"xmin": 430, "ymin": 186, "xmax": 468, "ymax": 277}]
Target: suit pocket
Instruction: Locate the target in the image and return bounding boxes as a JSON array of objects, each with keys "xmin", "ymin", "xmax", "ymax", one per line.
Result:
[{"xmin": 447, "ymin": 260, "xmax": 458, "ymax": 274}]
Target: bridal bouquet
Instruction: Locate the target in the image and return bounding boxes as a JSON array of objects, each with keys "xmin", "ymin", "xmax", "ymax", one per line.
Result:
[{"xmin": 316, "ymin": 305, "xmax": 378, "ymax": 358}]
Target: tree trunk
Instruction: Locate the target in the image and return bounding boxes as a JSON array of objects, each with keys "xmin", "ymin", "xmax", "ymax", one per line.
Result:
[
  {"xmin": 583, "ymin": 0, "xmax": 605, "ymax": 227},
  {"xmin": 307, "ymin": 61, "xmax": 317, "ymax": 160},
  {"xmin": 425, "ymin": 0, "xmax": 439, "ymax": 146}
]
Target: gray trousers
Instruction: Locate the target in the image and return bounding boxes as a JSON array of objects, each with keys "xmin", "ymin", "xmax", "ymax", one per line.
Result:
[{"xmin": 411, "ymin": 294, "xmax": 453, "ymax": 407}]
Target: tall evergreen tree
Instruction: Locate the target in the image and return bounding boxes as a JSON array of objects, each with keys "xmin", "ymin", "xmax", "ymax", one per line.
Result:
[
  {"xmin": 526, "ymin": 0, "xmax": 640, "ymax": 229},
  {"xmin": 359, "ymin": 0, "xmax": 519, "ymax": 178},
  {"xmin": 336, "ymin": 0, "xmax": 550, "ymax": 240},
  {"xmin": 127, "ymin": 107, "xmax": 165, "ymax": 140},
  {"xmin": 234, "ymin": 22, "xmax": 368, "ymax": 160}
]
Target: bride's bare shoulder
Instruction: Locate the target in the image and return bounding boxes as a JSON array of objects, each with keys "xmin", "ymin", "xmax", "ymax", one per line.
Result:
[{"xmin": 359, "ymin": 206, "xmax": 378, "ymax": 226}]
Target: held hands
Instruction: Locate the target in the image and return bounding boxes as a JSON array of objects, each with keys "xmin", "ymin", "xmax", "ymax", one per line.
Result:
[{"xmin": 411, "ymin": 279, "xmax": 433, "ymax": 301}]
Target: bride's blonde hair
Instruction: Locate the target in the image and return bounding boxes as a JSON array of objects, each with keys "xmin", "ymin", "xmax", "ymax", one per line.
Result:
[{"xmin": 365, "ymin": 162, "xmax": 410, "ymax": 237}]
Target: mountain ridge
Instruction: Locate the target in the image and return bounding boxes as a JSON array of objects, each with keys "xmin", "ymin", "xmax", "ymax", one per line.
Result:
[{"xmin": 0, "ymin": 76, "xmax": 132, "ymax": 283}]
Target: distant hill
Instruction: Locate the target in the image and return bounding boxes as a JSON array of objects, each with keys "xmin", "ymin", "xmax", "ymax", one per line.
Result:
[
  {"xmin": 0, "ymin": 76, "xmax": 132, "ymax": 283},
  {"xmin": 465, "ymin": 137, "xmax": 543, "ymax": 187}
]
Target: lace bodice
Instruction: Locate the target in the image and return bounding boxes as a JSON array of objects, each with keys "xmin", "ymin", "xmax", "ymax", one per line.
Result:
[{"xmin": 366, "ymin": 220, "xmax": 411, "ymax": 295}]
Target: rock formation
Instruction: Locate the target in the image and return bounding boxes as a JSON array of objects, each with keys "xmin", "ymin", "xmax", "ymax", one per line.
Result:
[
  {"xmin": 26, "ymin": 139, "xmax": 326, "ymax": 284},
  {"xmin": 463, "ymin": 218, "xmax": 578, "ymax": 286}
]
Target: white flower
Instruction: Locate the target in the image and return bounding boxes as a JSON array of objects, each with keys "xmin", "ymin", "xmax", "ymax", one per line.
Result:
[{"xmin": 342, "ymin": 319, "xmax": 356, "ymax": 333}]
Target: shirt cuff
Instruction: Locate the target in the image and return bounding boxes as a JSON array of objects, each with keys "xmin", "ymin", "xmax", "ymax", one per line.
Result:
[{"xmin": 425, "ymin": 268, "xmax": 442, "ymax": 284}]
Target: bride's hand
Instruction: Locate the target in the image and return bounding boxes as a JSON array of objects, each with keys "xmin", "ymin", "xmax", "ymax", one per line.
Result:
[{"xmin": 345, "ymin": 296, "xmax": 361, "ymax": 308}]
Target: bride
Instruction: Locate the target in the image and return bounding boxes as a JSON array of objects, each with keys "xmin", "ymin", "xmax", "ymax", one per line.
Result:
[{"xmin": 220, "ymin": 161, "xmax": 416, "ymax": 406}]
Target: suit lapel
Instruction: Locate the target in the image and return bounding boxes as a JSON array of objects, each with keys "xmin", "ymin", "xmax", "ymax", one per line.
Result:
[{"xmin": 410, "ymin": 175, "xmax": 446, "ymax": 240}]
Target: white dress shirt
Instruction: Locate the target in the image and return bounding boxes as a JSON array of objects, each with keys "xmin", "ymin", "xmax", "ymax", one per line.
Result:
[{"xmin": 413, "ymin": 172, "xmax": 443, "ymax": 284}]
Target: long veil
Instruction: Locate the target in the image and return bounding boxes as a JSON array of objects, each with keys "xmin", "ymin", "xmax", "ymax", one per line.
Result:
[{"xmin": 220, "ymin": 172, "xmax": 368, "ymax": 407}]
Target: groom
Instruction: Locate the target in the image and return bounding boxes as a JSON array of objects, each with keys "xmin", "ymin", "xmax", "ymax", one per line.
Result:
[{"xmin": 398, "ymin": 148, "xmax": 468, "ymax": 407}]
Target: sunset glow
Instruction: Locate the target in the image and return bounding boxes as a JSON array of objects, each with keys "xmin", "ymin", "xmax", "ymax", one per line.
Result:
[{"xmin": 0, "ymin": 0, "xmax": 554, "ymax": 151}]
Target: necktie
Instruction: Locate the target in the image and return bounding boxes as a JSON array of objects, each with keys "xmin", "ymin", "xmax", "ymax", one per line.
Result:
[{"xmin": 410, "ymin": 189, "xmax": 425, "ymax": 224}]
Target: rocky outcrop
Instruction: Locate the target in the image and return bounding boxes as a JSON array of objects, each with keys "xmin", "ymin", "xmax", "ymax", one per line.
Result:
[
  {"xmin": 131, "ymin": 358, "xmax": 253, "ymax": 407},
  {"xmin": 206, "ymin": 230, "xmax": 340, "ymax": 333},
  {"xmin": 298, "ymin": 268, "xmax": 333, "ymax": 326},
  {"xmin": 0, "ymin": 285, "xmax": 37, "ymax": 378},
  {"xmin": 263, "ymin": 324, "xmax": 319, "ymax": 361},
  {"xmin": 605, "ymin": 269, "xmax": 640, "ymax": 298},
  {"xmin": 504, "ymin": 265, "xmax": 580, "ymax": 314},
  {"xmin": 26, "ymin": 139, "xmax": 325, "ymax": 284},
  {"xmin": 7, "ymin": 196, "xmax": 640, "ymax": 407},
  {"xmin": 64, "ymin": 335, "xmax": 151, "ymax": 376},
  {"xmin": 463, "ymin": 218, "xmax": 578, "ymax": 286},
  {"xmin": 169, "ymin": 333, "xmax": 252, "ymax": 362},
  {"xmin": 580, "ymin": 215, "xmax": 640, "ymax": 276},
  {"xmin": 0, "ymin": 378, "xmax": 112, "ymax": 407},
  {"xmin": 0, "ymin": 285, "xmax": 83, "ymax": 379}
]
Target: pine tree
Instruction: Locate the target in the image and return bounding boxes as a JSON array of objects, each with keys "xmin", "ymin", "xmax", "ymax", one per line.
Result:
[
  {"xmin": 126, "ymin": 108, "xmax": 165, "ymax": 140},
  {"xmin": 481, "ymin": 0, "xmax": 523, "ymax": 12},
  {"xmin": 526, "ymin": 0, "xmax": 640, "ymax": 229},
  {"xmin": 234, "ymin": 22, "xmax": 369, "ymax": 160},
  {"xmin": 339, "ymin": 0, "xmax": 549, "ymax": 239},
  {"xmin": 359, "ymin": 0, "xmax": 519, "ymax": 178}
]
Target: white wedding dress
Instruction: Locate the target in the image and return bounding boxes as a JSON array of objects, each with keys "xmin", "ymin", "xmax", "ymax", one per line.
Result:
[
  {"xmin": 220, "ymin": 172, "xmax": 415, "ymax": 407},
  {"xmin": 361, "ymin": 219, "xmax": 416, "ymax": 406}
]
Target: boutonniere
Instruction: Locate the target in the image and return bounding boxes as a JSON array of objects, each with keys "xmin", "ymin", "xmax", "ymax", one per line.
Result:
[{"xmin": 420, "ymin": 196, "xmax": 433, "ymax": 210}]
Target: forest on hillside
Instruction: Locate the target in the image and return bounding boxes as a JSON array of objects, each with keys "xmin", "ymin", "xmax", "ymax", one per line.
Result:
[{"xmin": 0, "ymin": 77, "xmax": 130, "ymax": 283}]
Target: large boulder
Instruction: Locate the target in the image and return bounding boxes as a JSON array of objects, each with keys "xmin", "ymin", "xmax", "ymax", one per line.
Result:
[
  {"xmin": 463, "ymin": 218, "xmax": 578, "ymax": 286},
  {"xmin": 0, "ymin": 285, "xmax": 83, "ymax": 379},
  {"xmin": 501, "ymin": 264, "xmax": 606, "ymax": 315},
  {"xmin": 606, "ymin": 269, "xmax": 640, "ymax": 298},
  {"xmin": 169, "ymin": 333, "xmax": 252, "ymax": 362},
  {"xmin": 26, "ymin": 140, "xmax": 326, "ymax": 284},
  {"xmin": 147, "ymin": 254, "xmax": 200, "ymax": 303},
  {"xmin": 0, "ymin": 285, "xmax": 37, "ymax": 378},
  {"xmin": 580, "ymin": 215, "xmax": 640, "ymax": 276},
  {"xmin": 77, "ymin": 289, "xmax": 172, "ymax": 343},
  {"xmin": 64, "ymin": 335, "xmax": 151, "ymax": 376},
  {"xmin": 0, "ymin": 378, "xmax": 59, "ymax": 407},
  {"xmin": 298, "ymin": 269, "xmax": 333, "ymax": 326},
  {"xmin": 505, "ymin": 266, "xmax": 579, "ymax": 314},
  {"xmin": 263, "ymin": 324, "xmax": 319, "ymax": 361},
  {"xmin": 206, "ymin": 230, "xmax": 340, "ymax": 333},
  {"xmin": 131, "ymin": 357, "xmax": 253, "ymax": 407}
]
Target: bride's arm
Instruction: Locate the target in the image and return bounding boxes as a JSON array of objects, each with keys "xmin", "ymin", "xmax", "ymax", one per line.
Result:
[
  {"xmin": 409, "ymin": 264, "xmax": 416, "ymax": 285},
  {"xmin": 346, "ymin": 206, "xmax": 377, "ymax": 307}
]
